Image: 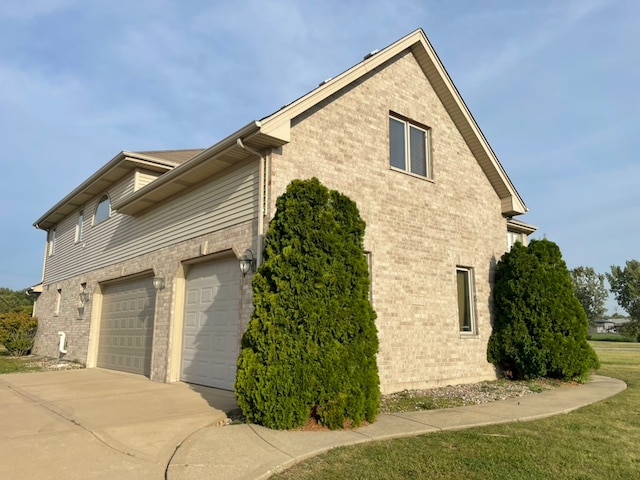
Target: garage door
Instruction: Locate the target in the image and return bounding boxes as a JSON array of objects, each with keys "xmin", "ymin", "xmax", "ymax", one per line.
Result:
[
  {"xmin": 182, "ymin": 257, "xmax": 241, "ymax": 390},
  {"xmin": 98, "ymin": 277, "xmax": 155, "ymax": 376}
]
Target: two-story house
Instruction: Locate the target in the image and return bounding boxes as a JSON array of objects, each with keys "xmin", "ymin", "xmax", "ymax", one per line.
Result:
[{"xmin": 31, "ymin": 29, "xmax": 535, "ymax": 394}]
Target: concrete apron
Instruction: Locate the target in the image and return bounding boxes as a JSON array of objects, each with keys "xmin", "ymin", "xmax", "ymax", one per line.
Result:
[{"xmin": 0, "ymin": 368, "xmax": 237, "ymax": 480}]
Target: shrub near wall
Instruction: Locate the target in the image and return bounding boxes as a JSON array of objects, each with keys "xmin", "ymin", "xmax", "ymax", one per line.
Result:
[
  {"xmin": 487, "ymin": 239, "xmax": 599, "ymax": 381},
  {"xmin": 235, "ymin": 178, "xmax": 380, "ymax": 430},
  {"xmin": 0, "ymin": 312, "xmax": 38, "ymax": 356}
]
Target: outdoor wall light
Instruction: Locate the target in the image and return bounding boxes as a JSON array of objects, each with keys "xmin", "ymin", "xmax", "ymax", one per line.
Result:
[
  {"xmin": 152, "ymin": 274, "xmax": 165, "ymax": 290},
  {"xmin": 239, "ymin": 249, "xmax": 256, "ymax": 277},
  {"xmin": 79, "ymin": 285, "xmax": 91, "ymax": 307}
]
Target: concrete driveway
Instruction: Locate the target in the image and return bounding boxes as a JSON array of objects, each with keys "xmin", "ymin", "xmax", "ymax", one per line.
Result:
[{"xmin": 0, "ymin": 368, "xmax": 237, "ymax": 480}]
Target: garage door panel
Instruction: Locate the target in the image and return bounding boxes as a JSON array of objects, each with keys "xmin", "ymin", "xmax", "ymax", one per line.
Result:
[
  {"xmin": 182, "ymin": 257, "xmax": 241, "ymax": 390},
  {"xmin": 98, "ymin": 277, "xmax": 155, "ymax": 377}
]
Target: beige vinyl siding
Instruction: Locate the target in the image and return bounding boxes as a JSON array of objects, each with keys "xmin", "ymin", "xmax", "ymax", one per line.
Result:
[
  {"xmin": 135, "ymin": 169, "xmax": 162, "ymax": 191},
  {"xmin": 111, "ymin": 173, "xmax": 136, "ymax": 201},
  {"xmin": 43, "ymin": 159, "xmax": 258, "ymax": 284}
]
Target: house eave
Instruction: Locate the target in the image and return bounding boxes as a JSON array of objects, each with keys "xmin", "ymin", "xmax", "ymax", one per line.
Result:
[
  {"xmin": 507, "ymin": 218, "xmax": 537, "ymax": 235},
  {"xmin": 113, "ymin": 121, "xmax": 289, "ymax": 216},
  {"xmin": 33, "ymin": 153, "xmax": 180, "ymax": 231}
]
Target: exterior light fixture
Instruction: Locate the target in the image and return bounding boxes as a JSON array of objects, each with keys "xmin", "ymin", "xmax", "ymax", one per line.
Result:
[
  {"xmin": 152, "ymin": 274, "xmax": 165, "ymax": 291},
  {"xmin": 239, "ymin": 249, "xmax": 256, "ymax": 277},
  {"xmin": 79, "ymin": 284, "xmax": 91, "ymax": 307}
]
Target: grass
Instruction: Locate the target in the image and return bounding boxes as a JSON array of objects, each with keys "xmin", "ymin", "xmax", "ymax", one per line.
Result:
[
  {"xmin": 272, "ymin": 342, "xmax": 640, "ymax": 480},
  {"xmin": 589, "ymin": 333, "xmax": 637, "ymax": 343},
  {"xmin": 0, "ymin": 347, "xmax": 43, "ymax": 374}
]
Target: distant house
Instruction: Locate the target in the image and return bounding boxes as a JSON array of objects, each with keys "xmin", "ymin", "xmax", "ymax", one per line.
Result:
[{"xmin": 31, "ymin": 29, "xmax": 535, "ymax": 394}]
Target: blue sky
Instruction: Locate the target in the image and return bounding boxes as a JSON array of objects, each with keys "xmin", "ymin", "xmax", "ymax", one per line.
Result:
[{"xmin": 1, "ymin": 1, "xmax": 637, "ymax": 312}]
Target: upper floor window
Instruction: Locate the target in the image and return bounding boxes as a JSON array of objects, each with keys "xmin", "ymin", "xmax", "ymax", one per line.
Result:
[
  {"xmin": 389, "ymin": 114, "xmax": 431, "ymax": 178},
  {"xmin": 456, "ymin": 267, "xmax": 476, "ymax": 334},
  {"xmin": 94, "ymin": 195, "xmax": 111, "ymax": 224},
  {"xmin": 47, "ymin": 228, "xmax": 56, "ymax": 256},
  {"xmin": 75, "ymin": 210, "xmax": 84, "ymax": 242},
  {"xmin": 507, "ymin": 231, "xmax": 524, "ymax": 251}
]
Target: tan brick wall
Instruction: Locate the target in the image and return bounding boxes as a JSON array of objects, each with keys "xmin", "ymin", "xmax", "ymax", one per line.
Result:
[
  {"xmin": 33, "ymin": 220, "xmax": 257, "ymax": 382},
  {"xmin": 33, "ymin": 48, "xmax": 516, "ymax": 394},
  {"xmin": 269, "ymin": 50, "xmax": 508, "ymax": 393}
]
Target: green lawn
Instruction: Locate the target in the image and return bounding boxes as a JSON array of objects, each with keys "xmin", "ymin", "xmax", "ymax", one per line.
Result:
[
  {"xmin": 0, "ymin": 347, "xmax": 42, "ymax": 374},
  {"xmin": 272, "ymin": 342, "xmax": 640, "ymax": 480}
]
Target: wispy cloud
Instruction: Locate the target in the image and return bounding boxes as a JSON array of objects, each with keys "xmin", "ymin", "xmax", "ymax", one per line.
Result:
[
  {"xmin": 0, "ymin": 0, "xmax": 77, "ymax": 20},
  {"xmin": 451, "ymin": 0, "xmax": 612, "ymax": 91}
]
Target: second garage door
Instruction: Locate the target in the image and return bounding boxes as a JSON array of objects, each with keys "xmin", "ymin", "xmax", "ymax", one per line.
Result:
[
  {"xmin": 181, "ymin": 257, "xmax": 242, "ymax": 390},
  {"xmin": 98, "ymin": 277, "xmax": 155, "ymax": 376}
]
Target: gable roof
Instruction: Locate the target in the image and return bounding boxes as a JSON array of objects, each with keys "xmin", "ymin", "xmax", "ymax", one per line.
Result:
[
  {"xmin": 33, "ymin": 150, "xmax": 199, "ymax": 230},
  {"xmin": 35, "ymin": 28, "xmax": 527, "ymax": 228},
  {"xmin": 257, "ymin": 28, "xmax": 527, "ymax": 215}
]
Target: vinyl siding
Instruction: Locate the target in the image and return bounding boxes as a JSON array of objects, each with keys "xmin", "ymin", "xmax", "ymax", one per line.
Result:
[
  {"xmin": 135, "ymin": 169, "xmax": 162, "ymax": 190},
  {"xmin": 43, "ymin": 159, "xmax": 258, "ymax": 284}
]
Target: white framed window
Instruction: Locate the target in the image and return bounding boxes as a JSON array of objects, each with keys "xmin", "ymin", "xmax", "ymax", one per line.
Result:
[
  {"xmin": 507, "ymin": 231, "xmax": 524, "ymax": 251},
  {"xmin": 47, "ymin": 228, "xmax": 56, "ymax": 256},
  {"xmin": 389, "ymin": 114, "xmax": 432, "ymax": 178},
  {"xmin": 456, "ymin": 267, "xmax": 476, "ymax": 334},
  {"xmin": 94, "ymin": 195, "xmax": 111, "ymax": 224},
  {"xmin": 75, "ymin": 210, "xmax": 84, "ymax": 243}
]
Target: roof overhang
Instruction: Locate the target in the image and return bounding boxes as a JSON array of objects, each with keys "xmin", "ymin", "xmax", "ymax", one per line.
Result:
[
  {"xmin": 507, "ymin": 218, "xmax": 537, "ymax": 235},
  {"xmin": 33, "ymin": 152, "xmax": 182, "ymax": 231},
  {"xmin": 259, "ymin": 28, "xmax": 528, "ymax": 217},
  {"xmin": 113, "ymin": 121, "xmax": 289, "ymax": 216}
]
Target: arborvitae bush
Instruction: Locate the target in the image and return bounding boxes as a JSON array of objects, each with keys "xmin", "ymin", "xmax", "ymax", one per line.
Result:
[
  {"xmin": 487, "ymin": 239, "xmax": 599, "ymax": 381},
  {"xmin": 235, "ymin": 178, "xmax": 380, "ymax": 430},
  {"xmin": 0, "ymin": 312, "xmax": 38, "ymax": 356}
]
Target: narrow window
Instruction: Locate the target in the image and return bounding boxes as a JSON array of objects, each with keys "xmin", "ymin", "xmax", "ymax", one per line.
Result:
[
  {"xmin": 389, "ymin": 115, "xmax": 431, "ymax": 178},
  {"xmin": 47, "ymin": 228, "xmax": 56, "ymax": 256},
  {"xmin": 75, "ymin": 210, "xmax": 84, "ymax": 242},
  {"xmin": 365, "ymin": 251, "xmax": 373, "ymax": 303},
  {"xmin": 55, "ymin": 289, "xmax": 62, "ymax": 315},
  {"xmin": 507, "ymin": 231, "xmax": 523, "ymax": 251},
  {"xmin": 94, "ymin": 195, "xmax": 111, "ymax": 224},
  {"xmin": 456, "ymin": 267, "xmax": 475, "ymax": 333}
]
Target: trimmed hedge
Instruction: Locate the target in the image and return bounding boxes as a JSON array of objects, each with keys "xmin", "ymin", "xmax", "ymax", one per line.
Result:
[
  {"xmin": 235, "ymin": 178, "xmax": 380, "ymax": 430},
  {"xmin": 0, "ymin": 312, "xmax": 38, "ymax": 356},
  {"xmin": 487, "ymin": 239, "xmax": 599, "ymax": 381}
]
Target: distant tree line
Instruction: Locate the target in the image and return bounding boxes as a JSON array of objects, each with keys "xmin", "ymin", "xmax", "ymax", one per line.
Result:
[
  {"xmin": 0, "ymin": 288, "xmax": 34, "ymax": 315},
  {"xmin": 570, "ymin": 260, "xmax": 640, "ymax": 341}
]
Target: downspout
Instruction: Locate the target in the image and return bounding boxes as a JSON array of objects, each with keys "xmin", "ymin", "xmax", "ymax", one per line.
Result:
[{"xmin": 236, "ymin": 138, "xmax": 266, "ymax": 267}]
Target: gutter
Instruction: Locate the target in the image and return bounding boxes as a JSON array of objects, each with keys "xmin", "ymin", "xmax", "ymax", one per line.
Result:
[{"xmin": 236, "ymin": 138, "xmax": 266, "ymax": 268}]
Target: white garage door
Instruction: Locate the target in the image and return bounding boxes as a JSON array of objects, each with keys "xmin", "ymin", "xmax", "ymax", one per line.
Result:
[
  {"xmin": 181, "ymin": 257, "xmax": 242, "ymax": 390},
  {"xmin": 98, "ymin": 277, "xmax": 155, "ymax": 376}
]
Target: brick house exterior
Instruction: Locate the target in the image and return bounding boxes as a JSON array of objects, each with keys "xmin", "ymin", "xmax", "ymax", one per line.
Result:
[{"xmin": 31, "ymin": 29, "xmax": 534, "ymax": 394}]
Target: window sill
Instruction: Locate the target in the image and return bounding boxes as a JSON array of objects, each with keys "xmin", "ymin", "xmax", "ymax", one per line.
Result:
[{"xmin": 389, "ymin": 166, "xmax": 434, "ymax": 183}]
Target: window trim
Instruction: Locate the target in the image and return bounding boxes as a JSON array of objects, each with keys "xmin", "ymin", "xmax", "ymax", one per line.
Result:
[
  {"xmin": 47, "ymin": 228, "xmax": 56, "ymax": 256},
  {"xmin": 94, "ymin": 194, "xmax": 111, "ymax": 225},
  {"xmin": 389, "ymin": 113, "xmax": 432, "ymax": 179},
  {"xmin": 75, "ymin": 209, "xmax": 84, "ymax": 243},
  {"xmin": 456, "ymin": 266, "xmax": 476, "ymax": 335},
  {"xmin": 55, "ymin": 288, "xmax": 62, "ymax": 316}
]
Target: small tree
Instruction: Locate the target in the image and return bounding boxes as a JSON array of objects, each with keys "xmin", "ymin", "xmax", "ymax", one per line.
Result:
[
  {"xmin": 607, "ymin": 260, "xmax": 640, "ymax": 341},
  {"xmin": 0, "ymin": 288, "xmax": 34, "ymax": 314},
  {"xmin": 487, "ymin": 239, "xmax": 599, "ymax": 381},
  {"xmin": 0, "ymin": 312, "xmax": 38, "ymax": 355},
  {"xmin": 235, "ymin": 178, "xmax": 380, "ymax": 430},
  {"xmin": 569, "ymin": 266, "xmax": 608, "ymax": 322}
]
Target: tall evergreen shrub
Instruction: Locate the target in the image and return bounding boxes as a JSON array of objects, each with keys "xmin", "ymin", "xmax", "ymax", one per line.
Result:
[
  {"xmin": 235, "ymin": 178, "xmax": 380, "ymax": 430},
  {"xmin": 487, "ymin": 239, "xmax": 599, "ymax": 381}
]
